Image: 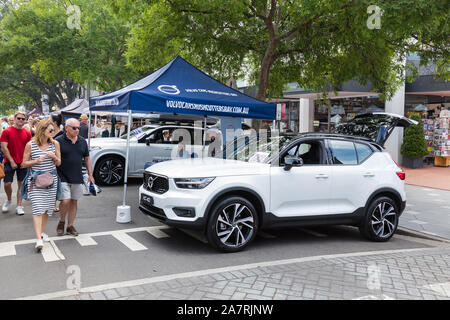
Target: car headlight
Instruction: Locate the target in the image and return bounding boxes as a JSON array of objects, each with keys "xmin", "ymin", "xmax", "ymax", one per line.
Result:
[
  {"xmin": 174, "ymin": 177, "xmax": 215, "ymax": 189},
  {"xmin": 90, "ymin": 146, "xmax": 102, "ymax": 151}
]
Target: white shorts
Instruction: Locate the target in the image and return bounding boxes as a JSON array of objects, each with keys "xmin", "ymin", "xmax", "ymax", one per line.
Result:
[{"xmin": 60, "ymin": 182, "xmax": 84, "ymax": 201}]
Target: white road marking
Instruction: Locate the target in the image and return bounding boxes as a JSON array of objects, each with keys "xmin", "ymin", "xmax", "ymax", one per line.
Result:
[
  {"xmin": 405, "ymin": 203, "xmax": 415, "ymax": 207},
  {"xmin": 427, "ymin": 193, "xmax": 439, "ymax": 197},
  {"xmin": 432, "ymin": 199, "xmax": 445, "ymax": 202},
  {"xmin": 112, "ymin": 232, "xmax": 147, "ymax": 251},
  {"xmin": 15, "ymin": 247, "xmax": 439, "ymax": 300},
  {"xmin": 442, "ymin": 206, "xmax": 450, "ymax": 210},
  {"xmin": 298, "ymin": 228, "xmax": 328, "ymax": 238},
  {"xmin": 409, "ymin": 220, "xmax": 428, "ymax": 225},
  {"xmin": 353, "ymin": 294, "xmax": 394, "ymax": 300},
  {"xmin": 405, "ymin": 210, "xmax": 420, "ymax": 215},
  {"xmin": 0, "ymin": 243, "xmax": 16, "ymax": 257},
  {"xmin": 421, "ymin": 188, "xmax": 434, "ymax": 192},
  {"xmin": 0, "ymin": 226, "xmax": 171, "ymax": 258},
  {"xmin": 146, "ymin": 228, "xmax": 169, "ymax": 239},
  {"xmin": 422, "ymin": 231, "xmax": 439, "ymax": 237},
  {"xmin": 75, "ymin": 235, "xmax": 98, "ymax": 246},
  {"xmin": 41, "ymin": 241, "xmax": 65, "ymax": 262},
  {"xmin": 423, "ymin": 282, "xmax": 450, "ymax": 297}
]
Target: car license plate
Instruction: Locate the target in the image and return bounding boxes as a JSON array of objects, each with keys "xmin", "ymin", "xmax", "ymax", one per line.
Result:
[{"xmin": 141, "ymin": 194, "xmax": 154, "ymax": 206}]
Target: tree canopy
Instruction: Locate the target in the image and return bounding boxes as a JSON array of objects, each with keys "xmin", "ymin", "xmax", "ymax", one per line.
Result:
[
  {"xmin": 0, "ymin": 0, "xmax": 448, "ymax": 114},
  {"xmin": 0, "ymin": 0, "xmax": 138, "ymax": 111},
  {"xmin": 116, "ymin": 0, "xmax": 449, "ymax": 102}
]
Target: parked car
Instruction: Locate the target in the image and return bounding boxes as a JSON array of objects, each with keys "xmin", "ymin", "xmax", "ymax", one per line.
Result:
[
  {"xmin": 138, "ymin": 113, "xmax": 416, "ymax": 252},
  {"xmin": 90, "ymin": 125, "xmax": 211, "ymax": 185}
]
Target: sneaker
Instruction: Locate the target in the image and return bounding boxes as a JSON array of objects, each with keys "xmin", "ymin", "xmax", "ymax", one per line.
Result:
[
  {"xmin": 35, "ymin": 239, "xmax": 43, "ymax": 252},
  {"xmin": 41, "ymin": 233, "xmax": 50, "ymax": 242},
  {"xmin": 16, "ymin": 206, "xmax": 24, "ymax": 215},
  {"xmin": 66, "ymin": 225, "xmax": 78, "ymax": 236},
  {"xmin": 2, "ymin": 200, "xmax": 11, "ymax": 213},
  {"xmin": 57, "ymin": 221, "xmax": 65, "ymax": 236}
]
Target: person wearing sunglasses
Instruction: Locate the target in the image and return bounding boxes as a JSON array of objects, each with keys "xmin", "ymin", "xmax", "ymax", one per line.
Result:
[
  {"xmin": 21, "ymin": 119, "xmax": 61, "ymax": 252},
  {"xmin": 0, "ymin": 112, "xmax": 32, "ymax": 215},
  {"xmin": 54, "ymin": 118, "xmax": 95, "ymax": 237}
]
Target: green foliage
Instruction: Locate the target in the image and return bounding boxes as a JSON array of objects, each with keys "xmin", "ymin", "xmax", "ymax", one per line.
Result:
[
  {"xmin": 0, "ymin": 0, "xmax": 138, "ymax": 110},
  {"xmin": 400, "ymin": 113, "xmax": 429, "ymax": 159},
  {"xmin": 116, "ymin": 0, "xmax": 450, "ymax": 101}
]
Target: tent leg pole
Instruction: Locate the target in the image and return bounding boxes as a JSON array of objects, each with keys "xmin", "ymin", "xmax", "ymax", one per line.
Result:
[
  {"xmin": 123, "ymin": 110, "xmax": 132, "ymax": 207},
  {"xmin": 202, "ymin": 116, "xmax": 206, "ymax": 154}
]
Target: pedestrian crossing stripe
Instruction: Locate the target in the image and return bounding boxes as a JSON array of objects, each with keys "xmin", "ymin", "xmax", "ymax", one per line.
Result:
[{"xmin": 0, "ymin": 226, "xmax": 171, "ymax": 262}]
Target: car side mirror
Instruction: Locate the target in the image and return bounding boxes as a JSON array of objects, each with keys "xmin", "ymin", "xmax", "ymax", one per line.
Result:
[{"xmin": 284, "ymin": 157, "xmax": 304, "ymax": 171}]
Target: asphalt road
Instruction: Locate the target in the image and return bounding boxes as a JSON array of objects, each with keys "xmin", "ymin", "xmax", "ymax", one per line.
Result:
[{"xmin": 0, "ymin": 179, "xmax": 443, "ymax": 299}]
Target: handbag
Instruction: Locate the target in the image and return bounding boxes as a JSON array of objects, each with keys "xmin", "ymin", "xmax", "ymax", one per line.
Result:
[
  {"xmin": 0, "ymin": 163, "xmax": 4, "ymax": 179},
  {"xmin": 34, "ymin": 172, "xmax": 54, "ymax": 189}
]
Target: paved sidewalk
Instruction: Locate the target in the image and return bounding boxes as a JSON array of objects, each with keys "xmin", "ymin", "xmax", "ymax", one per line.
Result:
[
  {"xmin": 400, "ymin": 185, "xmax": 450, "ymax": 240},
  {"xmin": 24, "ymin": 244, "xmax": 450, "ymax": 301},
  {"xmin": 403, "ymin": 164, "xmax": 450, "ymax": 191}
]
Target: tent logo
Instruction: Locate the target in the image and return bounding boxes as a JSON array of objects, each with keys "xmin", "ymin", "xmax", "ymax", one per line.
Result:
[
  {"xmin": 158, "ymin": 85, "xmax": 180, "ymax": 95},
  {"xmin": 95, "ymin": 98, "xmax": 119, "ymax": 106}
]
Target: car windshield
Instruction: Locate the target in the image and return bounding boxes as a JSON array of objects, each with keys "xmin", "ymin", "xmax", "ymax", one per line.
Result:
[{"xmin": 225, "ymin": 134, "xmax": 295, "ymax": 163}]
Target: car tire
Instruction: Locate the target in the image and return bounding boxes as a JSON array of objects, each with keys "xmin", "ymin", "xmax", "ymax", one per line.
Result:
[
  {"xmin": 206, "ymin": 196, "xmax": 259, "ymax": 253},
  {"xmin": 359, "ymin": 196, "xmax": 399, "ymax": 242},
  {"xmin": 94, "ymin": 155, "xmax": 125, "ymax": 186}
]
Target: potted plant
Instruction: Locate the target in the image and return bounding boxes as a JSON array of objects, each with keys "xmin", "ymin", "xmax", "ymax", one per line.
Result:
[{"xmin": 400, "ymin": 113, "xmax": 429, "ymax": 168}]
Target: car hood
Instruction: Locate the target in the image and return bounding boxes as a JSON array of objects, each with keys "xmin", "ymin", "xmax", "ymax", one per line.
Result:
[
  {"xmin": 89, "ymin": 137, "xmax": 132, "ymax": 148},
  {"xmin": 146, "ymin": 158, "xmax": 270, "ymax": 178}
]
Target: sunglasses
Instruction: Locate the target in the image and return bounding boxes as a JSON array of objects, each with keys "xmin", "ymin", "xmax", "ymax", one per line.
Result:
[
  {"xmin": 16, "ymin": 117, "xmax": 25, "ymax": 121},
  {"xmin": 49, "ymin": 129, "xmax": 54, "ymax": 133},
  {"xmin": 71, "ymin": 126, "xmax": 80, "ymax": 130}
]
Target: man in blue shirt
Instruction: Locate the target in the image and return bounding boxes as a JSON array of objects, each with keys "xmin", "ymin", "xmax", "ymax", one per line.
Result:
[{"xmin": 55, "ymin": 118, "xmax": 95, "ymax": 236}]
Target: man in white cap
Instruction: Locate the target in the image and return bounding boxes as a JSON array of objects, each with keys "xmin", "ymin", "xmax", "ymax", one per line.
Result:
[{"xmin": 79, "ymin": 114, "xmax": 89, "ymax": 138}]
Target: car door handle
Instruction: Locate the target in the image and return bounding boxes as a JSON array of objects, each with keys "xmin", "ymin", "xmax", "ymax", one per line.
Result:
[
  {"xmin": 363, "ymin": 172, "xmax": 375, "ymax": 177},
  {"xmin": 315, "ymin": 174, "xmax": 329, "ymax": 179}
]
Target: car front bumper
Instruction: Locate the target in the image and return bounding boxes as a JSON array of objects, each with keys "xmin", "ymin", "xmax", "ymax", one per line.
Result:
[{"xmin": 138, "ymin": 184, "xmax": 207, "ymax": 230}]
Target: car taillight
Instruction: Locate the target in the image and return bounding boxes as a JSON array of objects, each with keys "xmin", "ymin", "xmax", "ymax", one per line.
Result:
[{"xmin": 396, "ymin": 172, "xmax": 405, "ymax": 180}]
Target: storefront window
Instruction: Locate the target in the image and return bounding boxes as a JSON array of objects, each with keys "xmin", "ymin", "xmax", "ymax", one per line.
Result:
[{"xmin": 313, "ymin": 97, "xmax": 385, "ymax": 133}]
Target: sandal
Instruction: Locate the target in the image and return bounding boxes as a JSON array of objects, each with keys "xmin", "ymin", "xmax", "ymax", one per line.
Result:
[{"xmin": 54, "ymin": 207, "xmax": 60, "ymax": 212}]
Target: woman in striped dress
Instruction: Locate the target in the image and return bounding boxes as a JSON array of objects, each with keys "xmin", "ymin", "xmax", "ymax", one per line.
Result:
[{"xmin": 22, "ymin": 119, "xmax": 61, "ymax": 252}]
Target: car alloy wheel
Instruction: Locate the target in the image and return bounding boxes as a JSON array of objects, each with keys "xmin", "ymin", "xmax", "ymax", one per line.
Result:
[
  {"xmin": 359, "ymin": 196, "xmax": 398, "ymax": 242},
  {"xmin": 95, "ymin": 156, "xmax": 124, "ymax": 185},
  {"xmin": 370, "ymin": 201, "xmax": 397, "ymax": 239},
  {"xmin": 216, "ymin": 203, "xmax": 255, "ymax": 248},
  {"xmin": 207, "ymin": 196, "xmax": 258, "ymax": 252}
]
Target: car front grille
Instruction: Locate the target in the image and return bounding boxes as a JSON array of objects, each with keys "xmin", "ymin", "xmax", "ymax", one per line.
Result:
[{"xmin": 143, "ymin": 172, "xmax": 169, "ymax": 194}]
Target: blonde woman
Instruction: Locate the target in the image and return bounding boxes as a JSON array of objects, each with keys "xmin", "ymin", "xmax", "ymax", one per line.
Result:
[{"xmin": 22, "ymin": 119, "xmax": 61, "ymax": 252}]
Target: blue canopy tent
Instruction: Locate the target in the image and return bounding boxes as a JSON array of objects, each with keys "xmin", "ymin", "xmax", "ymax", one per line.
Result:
[{"xmin": 89, "ymin": 56, "xmax": 276, "ymax": 220}]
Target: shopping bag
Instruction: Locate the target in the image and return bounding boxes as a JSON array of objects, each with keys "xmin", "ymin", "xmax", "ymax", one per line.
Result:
[
  {"xmin": 89, "ymin": 181, "xmax": 102, "ymax": 196},
  {"xmin": 82, "ymin": 174, "xmax": 90, "ymax": 195}
]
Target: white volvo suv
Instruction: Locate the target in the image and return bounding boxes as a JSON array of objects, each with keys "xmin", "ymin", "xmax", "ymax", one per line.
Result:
[{"xmin": 139, "ymin": 113, "xmax": 416, "ymax": 252}]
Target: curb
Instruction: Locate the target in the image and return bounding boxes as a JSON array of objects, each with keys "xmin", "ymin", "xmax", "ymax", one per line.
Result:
[{"xmin": 397, "ymin": 227, "xmax": 450, "ymax": 243}]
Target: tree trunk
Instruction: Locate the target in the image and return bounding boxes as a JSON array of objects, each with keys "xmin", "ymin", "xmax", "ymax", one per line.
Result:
[{"xmin": 252, "ymin": 41, "xmax": 277, "ymax": 130}]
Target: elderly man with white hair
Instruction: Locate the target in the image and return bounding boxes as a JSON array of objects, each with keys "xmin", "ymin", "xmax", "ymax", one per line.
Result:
[{"xmin": 54, "ymin": 118, "xmax": 95, "ymax": 236}]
